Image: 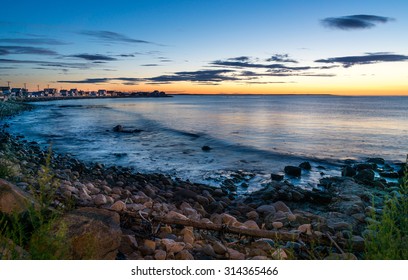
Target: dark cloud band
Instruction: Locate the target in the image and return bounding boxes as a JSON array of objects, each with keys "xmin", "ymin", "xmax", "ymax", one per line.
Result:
[
  {"xmin": 315, "ymin": 53, "xmax": 408, "ymax": 67},
  {"xmin": 321, "ymin": 14, "xmax": 393, "ymax": 30}
]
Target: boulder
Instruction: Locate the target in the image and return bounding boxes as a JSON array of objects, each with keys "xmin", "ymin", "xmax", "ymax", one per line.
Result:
[
  {"xmin": 227, "ymin": 248, "xmax": 245, "ymax": 260},
  {"xmin": 110, "ymin": 200, "xmax": 126, "ymax": 212},
  {"xmin": 154, "ymin": 250, "xmax": 167, "ymax": 260},
  {"xmin": 93, "ymin": 194, "xmax": 107, "ymax": 206},
  {"xmin": 379, "ymin": 172, "xmax": 399, "ymax": 178},
  {"xmin": 342, "ymin": 165, "xmax": 356, "ymax": 177},
  {"xmin": 273, "ymin": 201, "xmax": 291, "ymax": 213},
  {"xmin": 59, "ymin": 207, "xmax": 122, "ymax": 259},
  {"xmin": 176, "ymin": 250, "xmax": 194, "ymax": 260},
  {"xmin": 305, "ymin": 190, "xmax": 332, "ymax": 204},
  {"xmin": 354, "ymin": 169, "xmax": 375, "ymax": 184},
  {"xmin": 284, "ymin": 166, "xmax": 301, "ymax": 177},
  {"xmin": 0, "ymin": 179, "xmax": 32, "ymax": 215},
  {"xmin": 355, "ymin": 163, "xmax": 377, "ymax": 171},
  {"xmin": 367, "ymin": 158, "xmax": 385, "ymax": 165},
  {"xmin": 270, "ymin": 173, "xmax": 284, "ymax": 181},
  {"xmin": 113, "ymin": 125, "xmax": 123, "ymax": 132},
  {"xmin": 299, "ymin": 162, "xmax": 312, "ymax": 170}
]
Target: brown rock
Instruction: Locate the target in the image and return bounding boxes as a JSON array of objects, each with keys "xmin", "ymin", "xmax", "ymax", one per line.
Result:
[
  {"xmin": 0, "ymin": 179, "xmax": 32, "ymax": 214},
  {"xmin": 220, "ymin": 213, "xmax": 237, "ymax": 226},
  {"xmin": 243, "ymin": 220, "xmax": 260, "ymax": 230},
  {"xmin": 298, "ymin": 224, "xmax": 313, "ymax": 235},
  {"xmin": 144, "ymin": 239, "xmax": 156, "ymax": 251},
  {"xmin": 273, "ymin": 201, "xmax": 291, "ymax": 213},
  {"xmin": 119, "ymin": 235, "xmax": 138, "ymax": 255},
  {"xmin": 161, "ymin": 239, "xmax": 185, "ymax": 254},
  {"xmin": 176, "ymin": 250, "xmax": 194, "ymax": 260},
  {"xmin": 212, "ymin": 240, "xmax": 227, "ymax": 255},
  {"xmin": 59, "ymin": 207, "xmax": 122, "ymax": 259},
  {"xmin": 227, "ymin": 248, "xmax": 245, "ymax": 260},
  {"xmin": 272, "ymin": 221, "xmax": 283, "ymax": 229},
  {"xmin": 154, "ymin": 250, "xmax": 167, "ymax": 260},
  {"xmin": 271, "ymin": 248, "xmax": 288, "ymax": 260},
  {"xmin": 93, "ymin": 194, "xmax": 107, "ymax": 206},
  {"xmin": 246, "ymin": 210, "xmax": 259, "ymax": 220},
  {"xmin": 110, "ymin": 200, "xmax": 126, "ymax": 212}
]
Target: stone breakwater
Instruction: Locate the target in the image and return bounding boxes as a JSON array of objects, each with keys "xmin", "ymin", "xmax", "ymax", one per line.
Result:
[{"xmin": 0, "ymin": 125, "xmax": 406, "ymax": 260}]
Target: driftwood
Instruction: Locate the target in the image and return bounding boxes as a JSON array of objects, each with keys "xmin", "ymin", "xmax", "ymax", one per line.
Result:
[
  {"xmin": 120, "ymin": 210, "xmax": 366, "ymax": 253},
  {"xmin": 122, "ymin": 210, "xmax": 335, "ymax": 245}
]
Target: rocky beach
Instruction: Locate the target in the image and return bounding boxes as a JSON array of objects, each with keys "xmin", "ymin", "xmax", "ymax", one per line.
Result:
[{"xmin": 1, "ymin": 100, "xmax": 406, "ymax": 260}]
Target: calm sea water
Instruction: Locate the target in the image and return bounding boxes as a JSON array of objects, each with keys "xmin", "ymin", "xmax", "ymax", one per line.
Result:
[{"xmin": 7, "ymin": 95, "xmax": 408, "ymax": 191}]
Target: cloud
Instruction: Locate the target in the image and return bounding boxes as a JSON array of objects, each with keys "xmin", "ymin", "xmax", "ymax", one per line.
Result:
[
  {"xmin": 211, "ymin": 60, "xmax": 311, "ymax": 71},
  {"xmin": 57, "ymin": 77, "xmax": 142, "ymax": 84},
  {"xmin": 0, "ymin": 46, "xmax": 58, "ymax": 56},
  {"xmin": 315, "ymin": 52, "xmax": 408, "ymax": 67},
  {"xmin": 68, "ymin": 53, "xmax": 117, "ymax": 61},
  {"xmin": 118, "ymin": 53, "xmax": 138, "ymax": 57},
  {"xmin": 228, "ymin": 56, "xmax": 251, "ymax": 62},
  {"xmin": 148, "ymin": 69, "xmax": 238, "ymax": 83},
  {"xmin": 0, "ymin": 38, "xmax": 68, "ymax": 45},
  {"xmin": 321, "ymin": 14, "xmax": 394, "ymax": 30},
  {"xmin": 79, "ymin": 30, "xmax": 155, "ymax": 44},
  {"xmin": 0, "ymin": 58, "xmax": 90, "ymax": 69},
  {"xmin": 266, "ymin": 54, "xmax": 298, "ymax": 63},
  {"xmin": 240, "ymin": 70, "xmax": 335, "ymax": 78}
]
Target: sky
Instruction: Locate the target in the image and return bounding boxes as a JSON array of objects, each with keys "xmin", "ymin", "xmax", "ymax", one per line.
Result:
[{"xmin": 1, "ymin": 0, "xmax": 408, "ymax": 95}]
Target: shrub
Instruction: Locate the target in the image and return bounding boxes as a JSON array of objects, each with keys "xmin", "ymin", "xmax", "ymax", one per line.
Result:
[{"xmin": 365, "ymin": 156, "xmax": 408, "ymax": 259}]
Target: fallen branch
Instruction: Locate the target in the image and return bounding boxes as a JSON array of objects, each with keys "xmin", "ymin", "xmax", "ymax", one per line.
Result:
[{"xmin": 120, "ymin": 210, "xmax": 364, "ymax": 252}]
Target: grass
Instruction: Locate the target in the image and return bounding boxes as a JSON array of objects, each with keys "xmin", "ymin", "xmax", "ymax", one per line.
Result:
[
  {"xmin": 0, "ymin": 147, "xmax": 70, "ymax": 259},
  {"xmin": 365, "ymin": 156, "xmax": 408, "ymax": 259}
]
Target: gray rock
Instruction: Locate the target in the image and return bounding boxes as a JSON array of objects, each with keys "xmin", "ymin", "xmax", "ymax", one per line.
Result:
[
  {"xmin": 342, "ymin": 165, "xmax": 356, "ymax": 177},
  {"xmin": 354, "ymin": 169, "xmax": 375, "ymax": 184},
  {"xmin": 299, "ymin": 161, "xmax": 312, "ymax": 170},
  {"xmin": 284, "ymin": 166, "xmax": 301, "ymax": 177},
  {"xmin": 271, "ymin": 173, "xmax": 284, "ymax": 181}
]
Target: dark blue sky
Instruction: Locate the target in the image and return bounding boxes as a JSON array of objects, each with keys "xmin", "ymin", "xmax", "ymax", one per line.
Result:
[{"xmin": 1, "ymin": 0, "xmax": 407, "ymax": 94}]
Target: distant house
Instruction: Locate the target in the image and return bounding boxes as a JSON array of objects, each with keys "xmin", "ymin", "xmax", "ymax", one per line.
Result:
[
  {"xmin": 107, "ymin": 90, "xmax": 117, "ymax": 97},
  {"xmin": 60, "ymin": 89, "xmax": 68, "ymax": 96},
  {"xmin": 97, "ymin": 89, "xmax": 107, "ymax": 96},
  {"xmin": 11, "ymin": 88, "xmax": 23, "ymax": 97},
  {"xmin": 0, "ymin": 86, "xmax": 11, "ymax": 95},
  {"xmin": 69, "ymin": 88, "xmax": 78, "ymax": 96},
  {"xmin": 44, "ymin": 88, "xmax": 57, "ymax": 96}
]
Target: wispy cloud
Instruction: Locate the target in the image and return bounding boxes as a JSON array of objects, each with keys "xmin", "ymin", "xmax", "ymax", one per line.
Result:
[
  {"xmin": 68, "ymin": 53, "xmax": 117, "ymax": 61},
  {"xmin": 148, "ymin": 69, "xmax": 238, "ymax": 83},
  {"xmin": 266, "ymin": 54, "xmax": 298, "ymax": 63},
  {"xmin": 321, "ymin": 14, "xmax": 394, "ymax": 30},
  {"xmin": 228, "ymin": 56, "xmax": 251, "ymax": 62},
  {"xmin": 0, "ymin": 46, "xmax": 58, "ymax": 56},
  {"xmin": 315, "ymin": 52, "xmax": 408, "ymax": 67},
  {"xmin": 211, "ymin": 59, "xmax": 311, "ymax": 71},
  {"xmin": 0, "ymin": 58, "xmax": 89, "ymax": 69},
  {"xmin": 79, "ymin": 30, "xmax": 156, "ymax": 44},
  {"xmin": 57, "ymin": 77, "xmax": 142, "ymax": 84},
  {"xmin": 0, "ymin": 38, "xmax": 68, "ymax": 45}
]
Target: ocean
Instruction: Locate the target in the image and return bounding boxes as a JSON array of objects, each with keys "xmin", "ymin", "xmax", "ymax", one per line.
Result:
[{"xmin": 7, "ymin": 95, "xmax": 408, "ymax": 192}]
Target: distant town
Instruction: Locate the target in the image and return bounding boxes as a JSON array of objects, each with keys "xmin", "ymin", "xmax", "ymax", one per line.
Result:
[{"xmin": 0, "ymin": 85, "xmax": 169, "ymax": 101}]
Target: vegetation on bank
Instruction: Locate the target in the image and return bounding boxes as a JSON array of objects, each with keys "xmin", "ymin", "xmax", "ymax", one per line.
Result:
[
  {"xmin": 365, "ymin": 157, "xmax": 408, "ymax": 259},
  {"xmin": 0, "ymin": 149, "xmax": 70, "ymax": 259}
]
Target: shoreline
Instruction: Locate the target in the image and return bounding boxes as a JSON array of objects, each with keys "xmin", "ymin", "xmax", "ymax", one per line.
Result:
[{"xmin": 1, "ymin": 100, "xmax": 406, "ymax": 260}]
